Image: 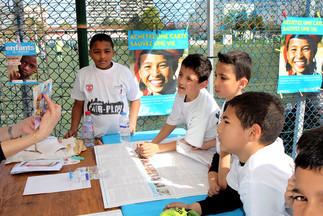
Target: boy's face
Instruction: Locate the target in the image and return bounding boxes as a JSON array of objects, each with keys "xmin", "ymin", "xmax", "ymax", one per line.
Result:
[
  {"xmin": 89, "ymin": 40, "xmax": 115, "ymax": 70},
  {"xmin": 214, "ymin": 61, "xmax": 246, "ymax": 101},
  {"xmin": 293, "ymin": 167, "xmax": 323, "ymax": 216},
  {"xmin": 177, "ymin": 65, "xmax": 205, "ymax": 101},
  {"xmin": 217, "ymin": 105, "xmax": 250, "ymax": 156}
]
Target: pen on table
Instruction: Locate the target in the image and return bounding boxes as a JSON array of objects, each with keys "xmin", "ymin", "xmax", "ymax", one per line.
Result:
[{"xmin": 71, "ymin": 156, "xmax": 84, "ymax": 161}]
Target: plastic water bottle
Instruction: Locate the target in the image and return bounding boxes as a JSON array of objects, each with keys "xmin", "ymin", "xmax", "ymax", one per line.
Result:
[
  {"xmin": 83, "ymin": 111, "xmax": 95, "ymax": 147},
  {"xmin": 119, "ymin": 112, "xmax": 130, "ymax": 143}
]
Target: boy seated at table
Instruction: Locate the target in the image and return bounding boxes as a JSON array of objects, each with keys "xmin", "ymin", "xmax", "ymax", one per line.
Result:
[
  {"xmin": 164, "ymin": 91, "xmax": 294, "ymax": 215},
  {"xmin": 137, "ymin": 54, "xmax": 221, "ymax": 159},
  {"xmin": 285, "ymin": 126, "xmax": 323, "ymax": 216}
]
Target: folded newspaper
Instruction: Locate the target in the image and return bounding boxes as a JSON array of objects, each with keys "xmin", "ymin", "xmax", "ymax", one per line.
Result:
[{"xmin": 176, "ymin": 139, "xmax": 214, "ymax": 165}]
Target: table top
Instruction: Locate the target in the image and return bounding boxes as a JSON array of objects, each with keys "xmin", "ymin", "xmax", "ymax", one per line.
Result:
[{"xmin": 0, "ymin": 147, "xmax": 117, "ymax": 216}]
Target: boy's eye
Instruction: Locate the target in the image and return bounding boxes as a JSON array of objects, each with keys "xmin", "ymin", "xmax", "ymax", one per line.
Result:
[{"xmin": 294, "ymin": 196, "xmax": 307, "ymax": 202}]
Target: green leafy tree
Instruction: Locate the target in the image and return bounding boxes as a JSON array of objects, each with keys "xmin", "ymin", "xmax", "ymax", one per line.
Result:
[
  {"xmin": 101, "ymin": 17, "xmax": 121, "ymax": 26},
  {"xmin": 248, "ymin": 11, "xmax": 265, "ymax": 31},
  {"xmin": 139, "ymin": 7, "xmax": 163, "ymax": 30}
]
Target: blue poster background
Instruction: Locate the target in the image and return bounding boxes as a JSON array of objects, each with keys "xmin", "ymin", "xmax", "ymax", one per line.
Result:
[
  {"xmin": 278, "ymin": 17, "xmax": 323, "ymax": 94},
  {"xmin": 129, "ymin": 30, "xmax": 188, "ymax": 116}
]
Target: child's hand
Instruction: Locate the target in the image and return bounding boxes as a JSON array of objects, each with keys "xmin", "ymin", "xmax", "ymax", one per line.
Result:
[
  {"xmin": 64, "ymin": 129, "xmax": 77, "ymax": 139},
  {"xmin": 208, "ymin": 171, "xmax": 220, "ymax": 196},
  {"xmin": 163, "ymin": 202, "xmax": 189, "ymax": 211},
  {"xmin": 18, "ymin": 116, "xmax": 36, "ymax": 136},
  {"xmin": 285, "ymin": 173, "xmax": 295, "ymax": 209},
  {"xmin": 136, "ymin": 141, "xmax": 159, "ymax": 158},
  {"xmin": 129, "ymin": 124, "xmax": 136, "ymax": 135}
]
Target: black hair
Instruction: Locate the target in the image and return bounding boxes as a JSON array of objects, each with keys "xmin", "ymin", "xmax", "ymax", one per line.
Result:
[
  {"xmin": 181, "ymin": 54, "xmax": 212, "ymax": 83},
  {"xmin": 90, "ymin": 33, "xmax": 114, "ymax": 50},
  {"xmin": 295, "ymin": 126, "xmax": 323, "ymax": 171},
  {"xmin": 296, "ymin": 126, "xmax": 323, "ymax": 153},
  {"xmin": 227, "ymin": 91, "xmax": 285, "ymax": 145},
  {"xmin": 217, "ymin": 50, "xmax": 252, "ymax": 81}
]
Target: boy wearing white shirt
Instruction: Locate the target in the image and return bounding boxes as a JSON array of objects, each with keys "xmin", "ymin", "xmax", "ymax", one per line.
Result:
[
  {"xmin": 137, "ymin": 54, "xmax": 221, "ymax": 158},
  {"xmin": 165, "ymin": 92, "xmax": 294, "ymax": 215}
]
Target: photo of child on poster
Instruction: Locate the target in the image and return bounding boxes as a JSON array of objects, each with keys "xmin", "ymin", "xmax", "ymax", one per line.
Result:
[
  {"xmin": 132, "ymin": 49, "xmax": 184, "ymax": 96},
  {"xmin": 280, "ymin": 34, "xmax": 322, "ymax": 76},
  {"xmin": 5, "ymin": 42, "xmax": 39, "ymax": 84},
  {"xmin": 278, "ymin": 17, "xmax": 323, "ymax": 94},
  {"xmin": 128, "ymin": 30, "xmax": 188, "ymax": 116}
]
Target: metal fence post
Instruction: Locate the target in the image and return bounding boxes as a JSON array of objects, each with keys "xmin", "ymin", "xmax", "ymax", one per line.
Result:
[
  {"xmin": 207, "ymin": 0, "xmax": 214, "ymax": 96},
  {"xmin": 75, "ymin": 0, "xmax": 89, "ymax": 69},
  {"xmin": 292, "ymin": 94, "xmax": 306, "ymax": 158}
]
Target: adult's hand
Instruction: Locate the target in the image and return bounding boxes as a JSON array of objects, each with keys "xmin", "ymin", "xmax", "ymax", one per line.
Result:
[
  {"xmin": 17, "ymin": 116, "xmax": 36, "ymax": 136},
  {"xmin": 36, "ymin": 95, "xmax": 61, "ymax": 141}
]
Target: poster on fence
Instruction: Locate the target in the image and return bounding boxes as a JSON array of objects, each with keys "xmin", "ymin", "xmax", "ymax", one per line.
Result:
[
  {"xmin": 278, "ymin": 17, "xmax": 323, "ymax": 94},
  {"xmin": 128, "ymin": 30, "xmax": 188, "ymax": 116},
  {"xmin": 5, "ymin": 42, "xmax": 39, "ymax": 85}
]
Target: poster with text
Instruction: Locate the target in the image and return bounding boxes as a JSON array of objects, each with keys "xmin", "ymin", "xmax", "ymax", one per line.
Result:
[
  {"xmin": 128, "ymin": 30, "xmax": 189, "ymax": 116},
  {"xmin": 278, "ymin": 17, "xmax": 323, "ymax": 94},
  {"xmin": 5, "ymin": 42, "xmax": 38, "ymax": 85}
]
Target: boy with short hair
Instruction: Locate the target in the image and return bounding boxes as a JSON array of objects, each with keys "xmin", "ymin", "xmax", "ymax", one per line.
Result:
[
  {"xmin": 165, "ymin": 92, "xmax": 294, "ymax": 215},
  {"xmin": 284, "ymin": 126, "xmax": 323, "ymax": 215},
  {"xmin": 209, "ymin": 50, "xmax": 251, "ymax": 195},
  {"xmin": 290, "ymin": 126, "xmax": 323, "ymax": 216},
  {"xmin": 64, "ymin": 33, "xmax": 140, "ymax": 139},
  {"xmin": 137, "ymin": 54, "xmax": 220, "ymax": 158}
]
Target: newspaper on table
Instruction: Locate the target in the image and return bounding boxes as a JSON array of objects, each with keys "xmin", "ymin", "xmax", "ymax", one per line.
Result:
[
  {"xmin": 33, "ymin": 79, "xmax": 52, "ymax": 129},
  {"xmin": 94, "ymin": 137, "xmax": 209, "ymax": 209}
]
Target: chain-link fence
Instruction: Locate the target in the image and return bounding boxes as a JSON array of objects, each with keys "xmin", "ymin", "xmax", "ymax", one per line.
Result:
[{"xmin": 1, "ymin": 0, "xmax": 322, "ymax": 156}]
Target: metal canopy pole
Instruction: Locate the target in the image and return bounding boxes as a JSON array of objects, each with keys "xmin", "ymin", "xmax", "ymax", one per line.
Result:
[{"xmin": 207, "ymin": 0, "xmax": 214, "ymax": 97}]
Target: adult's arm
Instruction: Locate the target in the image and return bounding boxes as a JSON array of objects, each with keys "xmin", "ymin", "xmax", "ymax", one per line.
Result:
[{"xmin": 1, "ymin": 95, "xmax": 61, "ymax": 159}]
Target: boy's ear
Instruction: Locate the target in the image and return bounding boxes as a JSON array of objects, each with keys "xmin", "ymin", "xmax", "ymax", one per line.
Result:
[
  {"xmin": 239, "ymin": 78, "xmax": 248, "ymax": 90},
  {"xmin": 249, "ymin": 124, "xmax": 262, "ymax": 142},
  {"xmin": 89, "ymin": 50, "xmax": 92, "ymax": 58},
  {"xmin": 199, "ymin": 80, "xmax": 208, "ymax": 89}
]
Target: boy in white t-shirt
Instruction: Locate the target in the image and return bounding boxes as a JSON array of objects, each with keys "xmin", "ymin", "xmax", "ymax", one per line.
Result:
[
  {"xmin": 64, "ymin": 34, "xmax": 140, "ymax": 139},
  {"xmin": 136, "ymin": 54, "xmax": 221, "ymax": 158},
  {"xmin": 164, "ymin": 92, "xmax": 294, "ymax": 215}
]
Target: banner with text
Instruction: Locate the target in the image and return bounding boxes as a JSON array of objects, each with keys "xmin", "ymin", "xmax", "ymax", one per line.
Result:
[
  {"xmin": 128, "ymin": 30, "xmax": 188, "ymax": 116},
  {"xmin": 278, "ymin": 17, "xmax": 323, "ymax": 94}
]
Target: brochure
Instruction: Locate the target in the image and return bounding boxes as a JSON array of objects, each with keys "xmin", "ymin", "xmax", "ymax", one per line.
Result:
[
  {"xmin": 11, "ymin": 159, "xmax": 64, "ymax": 174},
  {"xmin": 33, "ymin": 79, "xmax": 52, "ymax": 128}
]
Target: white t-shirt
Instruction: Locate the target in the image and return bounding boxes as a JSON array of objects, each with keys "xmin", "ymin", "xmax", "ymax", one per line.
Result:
[
  {"xmin": 226, "ymin": 138, "xmax": 294, "ymax": 216},
  {"xmin": 167, "ymin": 88, "xmax": 221, "ymax": 148},
  {"xmin": 71, "ymin": 63, "xmax": 140, "ymax": 137}
]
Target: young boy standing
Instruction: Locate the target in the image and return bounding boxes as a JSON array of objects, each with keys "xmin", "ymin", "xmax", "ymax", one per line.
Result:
[
  {"xmin": 164, "ymin": 92, "xmax": 294, "ymax": 215},
  {"xmin": 137, "ymin": 54, "xmax": 220, "ymax": 158},
  {"xmin": 209, "ymin": 50, "xmax": 251, "ymax": 196},
  {"xmin": 65, "ymin": 34, "xmax": 140, "ymax": 138}
]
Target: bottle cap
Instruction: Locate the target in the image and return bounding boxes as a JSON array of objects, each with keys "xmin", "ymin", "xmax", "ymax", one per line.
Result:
[
  {"xmin": 121, "ymin": 112, "xmax": 126, "ymax": 115},
  {"xmin": 85, "ymin": 111, "xmax": 91, "ymax": 115}
]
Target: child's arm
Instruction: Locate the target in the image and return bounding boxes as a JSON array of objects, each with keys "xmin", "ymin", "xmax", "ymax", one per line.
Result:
[
  {"xmin": 136, "ymin": 123, "xmax": 176, "ymax": 158},
  {"xmin": 129, "ymin": 99, "xmax": 140, "ymax": 135},
  {"xmin": 191, "ymin": 138, "xmax": 217, "ymax": 150},
  {"xmin": 218, "ymin": 151, "xmax": 231, "ymax": 190},
  {"xmin": 64, "ymin": 100, "xmax": 84, "ymax": 138}
]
